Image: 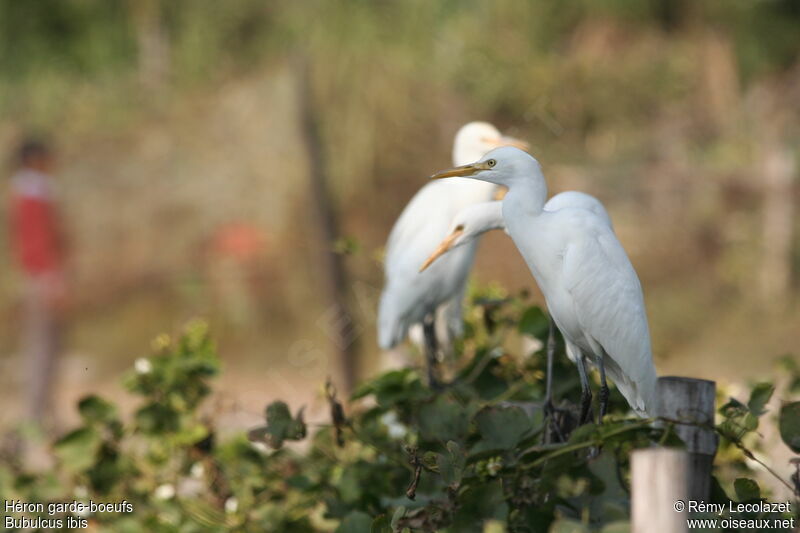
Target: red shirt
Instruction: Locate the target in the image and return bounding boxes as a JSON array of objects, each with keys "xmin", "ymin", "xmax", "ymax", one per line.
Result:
[{"xmin": 9, "ymin": 170, "xmax": 65, "ymax": 275}]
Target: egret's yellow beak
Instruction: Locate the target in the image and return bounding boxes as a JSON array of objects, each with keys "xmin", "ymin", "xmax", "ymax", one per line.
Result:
[
  {"xmin": 419, "ymin": 227, "xmax": 464, "ymax": 272},
  {"xmin": 430, "ymin": 161, "xmax": 490, "ymax": 180},
  {"xmin": 485, "ymin": 135, "xmax": 530, "ymax": 152}
]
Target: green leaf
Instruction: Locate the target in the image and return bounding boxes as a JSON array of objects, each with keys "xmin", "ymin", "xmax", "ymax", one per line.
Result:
[
  {"xmin": 709, "ymin": 475, "xmax": 732, "ymax": 504},
  {"xmin": 587, "ymin": 450, "xmax": 629, "ymax": 521},
  {"xmin": 351, "ymin": 369, "xmax": 428, "ymax": 406},
  {"xmin": 248, "ymin": 401, "xmax": 307, "ymax": 449},
  {"xmin": 568, "ymin": 422, "xmax": 598, "ymax": 444},
  {"xmin": 336, "ymin": 511, "xmax": 372, "ymax": 533},
  {"xmin": 451, "ymin": 480, "xmax": 508, "ymax": 529},
  {"xmin": 172, "ymin": 422, "xmax": 210, "ymax": 446},
  {"xmin": 779, "ymin": 401, "xmax": 800, "ymax": 453},
  {"xmin": 742, "ymin": 413, "xmax": 758, "ymax": 432},
  {"xmin": 718, "ymin": 398, "xmax": 759, "ymax": 440},
  {"xmin": 54, "ymin": 427, "xmax": 101, "ymax": 472},
  {"xmin": 337, "ymin": 464, "xmax": 365, "ymax": 504},
  {"xmin": 286, "ymin": 474, "xmax": 313, "ymax": 490},
  {"xmin": 719, "ymin": 397, "xmax": 747, "ymax": 414},
  {"xmin": 418, "ymin": 396, "xmax": 469, "ymax": 443},
  {"xmin": 390, "ymin": 507, "xmax": 406, "ymax": 531},
  {"xmin": 288, "ymin": 406, "xmax": 307, "ymax": 440},
  {"xmin": 747, "ymin": 383, "xmax": 774, "ymax": 416},
  {"xmin": 88, "ymin": 443, "xmax": 126, "ymax": 493},
  {"xmin": 421, "ymin": 451, "xmax": 439, "ymax": 472},
  {"xmin": 266, "ymin": 400, "xmax": 292, "ymax": 428},
  {"xmin": 473, "ymin": 406, "xmax": 531, "ymax": 452},
  {"xmin": 778, "ymin": 355, "xmax": 800, "ymax": 394},
  {"xmin": 135, "ymin": 403, "xmax": 180, "ymax": 434},
  {"xmin": 733, "ymin": 478, "xmax": 761, "ymax": 502},
  {"xmin": 518, "ymin": 305, "xmax": 549, "ymax": 341},
  {"xmin": 437, "ymin": 441, "xmax": 466, "ymax": 489},
  {"xmin": 77, "ymin": 395, "xmax": 117, "ymax": 424}
]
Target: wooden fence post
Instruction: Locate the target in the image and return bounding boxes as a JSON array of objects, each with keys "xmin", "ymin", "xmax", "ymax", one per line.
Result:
[
  {"xmin": 656, "ymin": 376, "xmax": 718, "ymax": 502},
  {"xmin": 632, "ymin": 448, "xmax": 689, "ymax": 533}
]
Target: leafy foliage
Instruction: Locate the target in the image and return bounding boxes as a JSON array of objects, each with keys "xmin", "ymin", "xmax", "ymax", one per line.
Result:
[
  {"xmin": 780, "ymin": 402, "xmax": 800, "ymax": 454},
  {"xmin": 1, "ymin": 298, "xmax": 799, "ymax": 532},
  {"xmin": 248, "ymin": 402, "xmax": 307, "ymax": 449}
]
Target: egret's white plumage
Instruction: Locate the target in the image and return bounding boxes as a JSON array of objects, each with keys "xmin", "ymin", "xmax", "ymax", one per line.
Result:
[
  {"xmin": 419, "ymin": 192, "xmax": 613, "ymax": 270},
  {"xmin": 378, "ymin": 123, "xmax": 527, "ymax": 352},
  {"xmin": 430, "ymin": 147, "xmax": 658, "ymax": 416}
]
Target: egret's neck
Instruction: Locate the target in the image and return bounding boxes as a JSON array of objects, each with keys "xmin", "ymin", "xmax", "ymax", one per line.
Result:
[
  {"xmin": 500, "ymin": 168, "xmax": 550, "ymax": 290},
  {"xmin": 502, "ymin": 171, "xmax": 548, "ymax": 219}
]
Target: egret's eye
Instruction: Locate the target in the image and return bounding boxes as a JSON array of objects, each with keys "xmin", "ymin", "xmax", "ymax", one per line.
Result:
[
  {"xmin": 487, "ymin": 159, "xmax": 497, "ymax": 168},
  {"xmin": 455, "ymin": 224, "xmax": 464, "ymax": 232}
]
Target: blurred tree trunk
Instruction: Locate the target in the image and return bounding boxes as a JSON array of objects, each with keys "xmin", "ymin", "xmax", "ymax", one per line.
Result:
[
  {"xmin": 295, "ymin": 56, "xmax": 358, "ymax": 394},
  {"xmin": 750, "ymin": 78, "xmax": 796, "ymax": 309},
  {"xmin": 130, "ymin": 0, "xmax": 170, "ymax": 91},
  {"xmin": 758, "ymin": 142, "xmax": 795, "ymax": 308}
]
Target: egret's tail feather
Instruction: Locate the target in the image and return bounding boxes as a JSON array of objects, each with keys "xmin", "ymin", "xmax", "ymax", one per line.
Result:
[{"xmin": 611, "ymin": 369, "xmax": 658, "ymax": 418}]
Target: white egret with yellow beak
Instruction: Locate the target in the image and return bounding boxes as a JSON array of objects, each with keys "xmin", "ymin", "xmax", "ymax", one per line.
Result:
[
  {"xmin": 378, "ymin": 122, "xmax": 528, "ymax": 388},
  {"xmin": 430, "ymin": 147, "xmax": 657, "ymax": 419},
  {"xmin": 419, "ymin": 193, "xmax": 613, "ymax": 428}
]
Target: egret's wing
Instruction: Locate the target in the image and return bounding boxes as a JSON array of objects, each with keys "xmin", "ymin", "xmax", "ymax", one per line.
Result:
[
  {"xmin": 383, "ymin": 181, "xmax": 474, "ymax": 282},
  {"xmin": 561, "ymin": 212, "xmax": 656, "ymax": 415},
  {"xmin": 545, "ymin": 191, "xmax": 613, "ymax": 231}
]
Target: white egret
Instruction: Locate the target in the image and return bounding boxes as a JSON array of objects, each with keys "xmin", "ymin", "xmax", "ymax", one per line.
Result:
[
  {"xmin": 378, "ymin": 122, "xmax": 528, "ymax": 387},
  {"xmin": 420, "ymin": 193, "xmax": 614, "ymax": 430},
  {"xmin": 430, "ymin": 147, "xmax": 658, "ymax": 419}
]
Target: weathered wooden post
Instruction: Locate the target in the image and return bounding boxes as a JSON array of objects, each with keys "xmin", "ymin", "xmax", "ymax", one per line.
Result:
[
  {"xmin": 632, "ymin": 448, "xmax": 689, "ymax": 533},
  {"xmin": 656, "ymin": 377, "xmax": 718, "ymax": 502}
]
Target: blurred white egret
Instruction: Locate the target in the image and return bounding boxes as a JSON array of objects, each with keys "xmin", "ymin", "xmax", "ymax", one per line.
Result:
[
  {"xmin": 378, "ymin": 122, "xmax": 528, "ymax": 387},
  {"xmin": 430, "ymin": 147, "xmax": 657, "ymax": 418}
]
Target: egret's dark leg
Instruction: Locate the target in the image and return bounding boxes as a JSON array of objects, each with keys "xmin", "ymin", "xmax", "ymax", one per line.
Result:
[
  {"xmin": 543, "ymin": 317, "xmax": 565, "ymax": 443},
  {"xmin": 545, "ymin": 317, "xmax": 555, "ymax": 408},
  {"xmin": 598, "ymin": 349, "xmax": 610, "ymax": 421},
  {"xmin": 576, "ymin": 355, "xmax": 593, "ymax": 425},
  {"xmin": 422, "ymin": 314, "xmax": 441, "ymax": 390}
]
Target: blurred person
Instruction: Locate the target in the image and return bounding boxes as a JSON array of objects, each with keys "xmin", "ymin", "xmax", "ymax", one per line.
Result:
[{"xmin": 8, "ymin": 139, "xmax": 67, "ymax": 426}]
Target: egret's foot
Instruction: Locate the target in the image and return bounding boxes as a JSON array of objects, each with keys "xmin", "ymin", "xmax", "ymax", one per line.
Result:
[
  {"xmin": 424, "ymin": 350, "xmax": 443, "ymax": 392},
  {"xmin": 598, "ymin": 384, "xmax": 610, "ymax": 421},
  {"xmin": 421, "ymin": 315, "xmax": 442, "ymax": 392},
  {"xmin": 543, "ymin": 400, "xmax": 567, "ymax": 443},
  {"xmin": 579, "ymin": 390, "xmax": 594, "ymax": 425},
  {"xmin": 542, "ymin": 400, "xmax": 554, "ymax": 444}
]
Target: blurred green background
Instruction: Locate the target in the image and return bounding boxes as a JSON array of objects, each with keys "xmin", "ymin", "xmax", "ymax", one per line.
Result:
[{"xmin": 0, "ymin": 0, "xmax": 798, "ymax": 429}]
